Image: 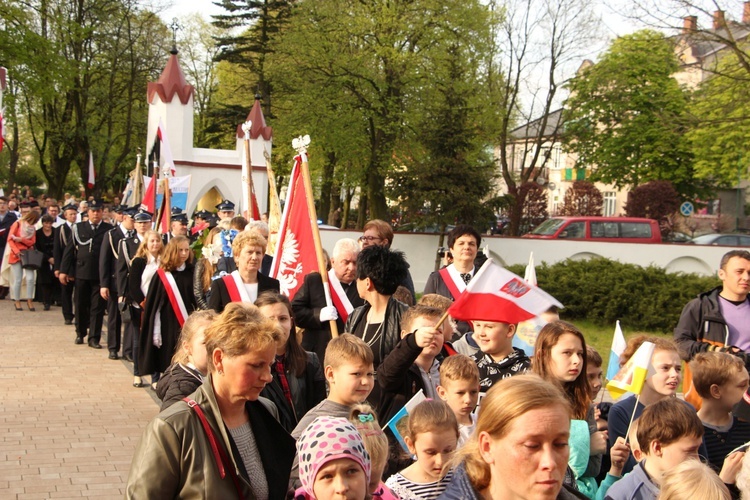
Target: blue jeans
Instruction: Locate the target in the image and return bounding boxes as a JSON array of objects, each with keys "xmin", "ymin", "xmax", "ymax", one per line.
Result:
[{"xmin": 10, "ymin": 262, "xmax": 36, "ymax": 301}]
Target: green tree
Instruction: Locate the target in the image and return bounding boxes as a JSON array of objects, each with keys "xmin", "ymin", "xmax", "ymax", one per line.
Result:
[
  {"xmin": 563, "ymin": 30, "xmax": 699, "ymax": 198},
  {"xmin": 0, "ymin": 0, "xmax": 167, "ymax": 198},
  {"xmin": 688, "ymin": 44, "xmax": 750, "ymax": 186},
  {"xmin": 268, "ymin": 0, "xmax": 500, "ymax": 224}
]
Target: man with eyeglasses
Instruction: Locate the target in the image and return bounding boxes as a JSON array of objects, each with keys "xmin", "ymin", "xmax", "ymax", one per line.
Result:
[{"xmin": 359, "ymin": 219, "xmax": 416, "ymax": 302}]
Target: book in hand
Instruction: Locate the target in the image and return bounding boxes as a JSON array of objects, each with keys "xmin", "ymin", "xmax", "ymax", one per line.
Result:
[{"xmin": 384, "ymin": 389, "xmax": 426, "ymax": 453}]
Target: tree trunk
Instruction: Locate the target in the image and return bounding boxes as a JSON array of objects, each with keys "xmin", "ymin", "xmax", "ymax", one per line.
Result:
[{"xmin": 357, "ymin": 191, "xmax": 368, "ymax": 229}]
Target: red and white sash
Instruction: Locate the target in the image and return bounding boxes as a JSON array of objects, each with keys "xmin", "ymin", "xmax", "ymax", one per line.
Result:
[
  {"xmin": 438, "ymin": 264, "xmax": 468, "ymax": 301},
  {"xmin": 328, "ymin": 269, "xmax": 354, "ymax": 323},
  {"xmin": 157, "ymin": 268, "xmax": 188, "ymax": 327},
  {"xmin": 222, "ymin": 270, "xmax": 253, "ymax": 303}
]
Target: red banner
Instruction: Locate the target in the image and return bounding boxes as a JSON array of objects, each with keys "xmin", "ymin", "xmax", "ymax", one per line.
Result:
[{"xmin": 270, "ymin": 156, "xmax": 319, "ymax": 299}]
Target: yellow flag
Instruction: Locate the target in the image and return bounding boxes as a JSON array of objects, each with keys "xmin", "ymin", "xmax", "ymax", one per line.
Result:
[{"xmin": 606, "ymin": 341, "xmax": 655, "ymax": 400}]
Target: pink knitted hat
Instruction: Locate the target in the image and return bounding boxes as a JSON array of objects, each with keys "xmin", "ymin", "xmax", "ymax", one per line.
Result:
[{"xmin": 297, "ymin": 416, "xmax": 371, "ymax": 495}]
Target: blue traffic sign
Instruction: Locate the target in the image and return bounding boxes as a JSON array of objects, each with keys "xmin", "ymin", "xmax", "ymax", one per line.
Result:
[{"xmin": 680, "ymin": 201, "xmax": 694, "ymax": 217}]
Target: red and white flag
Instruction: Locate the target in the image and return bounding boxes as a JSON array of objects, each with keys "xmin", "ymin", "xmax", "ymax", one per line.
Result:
[
  {"xmin": 271, "ymin": 155, "xmax": 319, "ymax": 299},
  {"xmin": 448, "ymin": 259, "xmax": 563, "ymax": 324},
  {"xmin": 87, "ymin": 152, "xmax": 96, "ymax": 188},
  {"xmin": 156, "ymin": 118, "xmax": 176, "ymax": 176},
  {"xmin": 141, "ymin": 176, "xmax": 155, "ymax": 212}
]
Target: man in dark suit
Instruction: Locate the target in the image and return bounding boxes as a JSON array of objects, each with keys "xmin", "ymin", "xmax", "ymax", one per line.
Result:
[
  {"xmin": 0, "ymin": 196, "xmax": 18, "ymax": 300},
  {"xmin": 116, "ymin": 209, "xmax": 152, "ymax": 363},
  {"xmin": 60, "ymin": 200, "xmax": 114, "ymax": 348},
  {"xmin": 53, "ymin": 203, "xmax": 78, "ymax": 324},
  {"xmin": 100, "ymin": 207, "xmax": 136, "ymax": 360},
  {"xmin": 292, "ymin": 238, "xmax": 364, "ymax": 362}
]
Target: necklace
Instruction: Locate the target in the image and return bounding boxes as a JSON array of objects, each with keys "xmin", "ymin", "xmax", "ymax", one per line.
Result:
[{"xmin": 362, "ymin": 320, "xmax": 383, "ymax": 348}]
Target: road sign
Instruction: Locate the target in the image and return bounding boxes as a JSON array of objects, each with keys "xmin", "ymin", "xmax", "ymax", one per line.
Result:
[{"xmin": 680, "ymin": 201, "xmax": 694, "ymax": 217}]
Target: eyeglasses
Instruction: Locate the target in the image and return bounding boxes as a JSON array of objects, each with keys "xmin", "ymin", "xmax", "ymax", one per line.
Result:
[{"xmin": 358, "ymin": 236, "xmax": 381, "ymax": 243}]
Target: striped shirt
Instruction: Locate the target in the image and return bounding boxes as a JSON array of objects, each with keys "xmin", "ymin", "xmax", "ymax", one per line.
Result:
[{"xmin": 385, "ymin": 469, "xmax": 454, "ymax": 500}]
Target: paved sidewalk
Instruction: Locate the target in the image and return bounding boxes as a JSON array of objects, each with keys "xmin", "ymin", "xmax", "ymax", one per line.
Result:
[{"xmin": 0, "ymin": 299, "xmax": 160, "ymax": 499}]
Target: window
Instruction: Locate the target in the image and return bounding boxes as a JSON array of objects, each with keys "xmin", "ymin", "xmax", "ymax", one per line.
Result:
[
  {"xmin": 620, "ymin": 222, "xmax": 652, "ymax": 238},
  {"xmin": 559, "ymin": 221, "xmax": 585, "ymax": 239},
  {"xmin": 603, "ymin": 192, "xmax": 616, "ymax": 217},
  {"xmin": 591, "ymin": 222, "xmax": 619, "ymax": 238}
]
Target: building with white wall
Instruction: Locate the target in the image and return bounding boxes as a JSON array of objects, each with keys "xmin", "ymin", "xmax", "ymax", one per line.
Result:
[{"xmin": 146, "ymin": 48, "xmax": 271, "ymax": 216}]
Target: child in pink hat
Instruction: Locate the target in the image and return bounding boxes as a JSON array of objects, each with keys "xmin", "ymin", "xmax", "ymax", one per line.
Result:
[{"xmin": 295, "ymin": 416, "xmax": 372, "ymax": 500}]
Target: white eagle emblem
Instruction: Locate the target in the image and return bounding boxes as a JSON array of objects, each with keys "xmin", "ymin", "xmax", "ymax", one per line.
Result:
[{"xmin": 277, "ymin": 228, "xmax": 304, "ymax": 295}]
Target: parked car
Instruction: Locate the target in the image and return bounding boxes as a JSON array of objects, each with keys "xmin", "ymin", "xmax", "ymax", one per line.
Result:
[
  {"xmin": 522, "ymin": 217, "xmax": 662, "ymax": 243},
  {"xmin": 664, "ymin": 232, "xmax": 692, "ymax": 243},
  {"xmin": 688, "ymin": 233, "xmax": 750, "ymax": 246}
]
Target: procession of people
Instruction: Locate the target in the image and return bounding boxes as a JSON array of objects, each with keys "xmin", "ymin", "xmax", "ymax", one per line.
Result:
[{"xmin": 3, "ymin": 186, "xmax": 750, "ymax": 500}]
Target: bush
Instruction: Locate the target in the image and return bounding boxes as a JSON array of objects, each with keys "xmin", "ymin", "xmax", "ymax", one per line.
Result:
[{"xmin": 506, "ymin": 257, "xmax": 718, "ymax": 332}]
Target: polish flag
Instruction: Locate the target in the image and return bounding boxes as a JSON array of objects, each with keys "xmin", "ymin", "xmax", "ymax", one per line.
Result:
[
  {"xmin": 87, "ymin": 152, "xmax": 96, "ymax": 188},
  {"xmin": 448, "ymin": 259, "xmax": 563, "ymax": 324},
  {"xmin": 270, "ymin": 155, "xmax": 319, "ymax": 299}
]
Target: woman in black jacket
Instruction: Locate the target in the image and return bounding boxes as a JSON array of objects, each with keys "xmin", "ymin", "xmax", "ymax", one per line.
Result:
[
  {"xmin": 35, "ymin": 215, "xmax": 57, "ymax": 310},
  {"xmin": 208, "ymin": 230, "xmax": 279, "ymax": 312},
  {"xmin": 256, "ymin": 291, "xmax": 326, "ymax": 433},
  {"xmin": 127, "ymin": 230, "xmax": 164, "ymax": 388}
]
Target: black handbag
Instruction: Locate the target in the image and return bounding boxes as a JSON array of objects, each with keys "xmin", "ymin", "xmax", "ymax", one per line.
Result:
[{"xmin": 20, "ymin": 249, "xmax": 44, "ymax": 270}]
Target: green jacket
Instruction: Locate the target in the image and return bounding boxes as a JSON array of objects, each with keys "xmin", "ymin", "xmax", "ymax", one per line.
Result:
[{"xmin": 126, "ymin": 374, "xmax": 296, "ymax": 499}]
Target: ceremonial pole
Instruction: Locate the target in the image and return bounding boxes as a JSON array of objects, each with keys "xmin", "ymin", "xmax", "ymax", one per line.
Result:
[
  {"xmin": 293, "ymin": 135, "xmax": 339, "ymax": 337},
  {"xmin": 241, "ymin": 121, "xmax": 257, "ymax": 220}
]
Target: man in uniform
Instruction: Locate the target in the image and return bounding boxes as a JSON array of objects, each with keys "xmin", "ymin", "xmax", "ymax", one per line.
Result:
[
  {"xmin": 291, "ymin": 238, "xmax": 364, "ymax": 362},
  {"xmin": 60, "ymin": 200, "xmax": 113, "ymax": 347},
  {"xmin": 53, "ymin": 203, "xmax": 79, "ymax": 324},
  {"xmin": 215, "ymin": 199, "xmax": 235, "ymax": 221},
  {"xmin": 116, "ymin": 209, "xmax": 152, "ymax": 363},
  {"xmin": 162, "ymin": 208, "xmax": 188, "ymax": 245},
  {"xmin": 100, "ymin": 207, "xmax": 136, "ymax": 360}
]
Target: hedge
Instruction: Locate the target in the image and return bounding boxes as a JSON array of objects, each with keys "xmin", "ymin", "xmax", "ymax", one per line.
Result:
[{"xmin": 505, "ymin": 258, "xmax": 719, "ymax": 332}]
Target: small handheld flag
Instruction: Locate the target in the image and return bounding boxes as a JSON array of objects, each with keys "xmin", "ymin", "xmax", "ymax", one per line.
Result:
[
  {"xmin": 87, "ymin": 152, "xmax": 96, "ymax": 189},
  {"xmin": 606, "ymin": 320, "xmax": 627, "ymax": 381},
  {"xmin": 606, "ymin": 341, "xmax": 655, "ymax": 400}
]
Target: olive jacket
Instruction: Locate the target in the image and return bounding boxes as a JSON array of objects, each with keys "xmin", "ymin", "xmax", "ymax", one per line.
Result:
[{"xmin": 126, "ymin": 373, "xmax": 296, "ymax": 499}]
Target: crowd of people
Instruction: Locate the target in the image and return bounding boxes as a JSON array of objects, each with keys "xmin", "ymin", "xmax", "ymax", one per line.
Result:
[{"xmin": 3, "ymin": 187, "xmax": 750, "ymax": 499}]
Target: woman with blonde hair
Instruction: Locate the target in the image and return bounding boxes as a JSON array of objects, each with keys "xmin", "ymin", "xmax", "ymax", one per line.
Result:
[
  {"xmin": 442, "ymin": 374, "xmax": 583, "ymax": 499},
  {"xmin": 209, "ymin": 230, "xmax": 279, "ymax": 312},
  {"xmin": 6, "ymin": 210, "xmax": 40, "ymax": 311},
  {"xmin": 139, "ymin": 236, "xmax": 196, "ymax": 390},
  {"xmin": 127, "ymin": 230, "xmax": 164, "ymax": 388},
  {"xmin": 127, "ymin": 302, "xmax": 296, "ymax": 499}
]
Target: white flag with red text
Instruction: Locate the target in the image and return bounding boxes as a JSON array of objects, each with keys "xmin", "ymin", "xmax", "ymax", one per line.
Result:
[{"xmin": 270, "ymin": 155, "xmax": 319, "ymax": 299}]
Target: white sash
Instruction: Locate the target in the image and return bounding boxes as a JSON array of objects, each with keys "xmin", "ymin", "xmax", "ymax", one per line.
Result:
[
  {"xmin": 445, "ymin": 264, "xmax": 469, "ymax": 294},
  {"xmin": 328, "ymin": 268, "xmax": 354, "ymax": 316},
  {"xmin": 230, "ymin": 270, "xmax": 253, "ymax": 303},
  {"xmin": 163, "ymin": 270, "xmax": 189, "ymax": 322}
]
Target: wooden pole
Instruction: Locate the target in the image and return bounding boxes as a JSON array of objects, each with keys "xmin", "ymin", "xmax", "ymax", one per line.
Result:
[{"xmin": 295, "ymin": 136, "xmax": 339, "ymax": 337}]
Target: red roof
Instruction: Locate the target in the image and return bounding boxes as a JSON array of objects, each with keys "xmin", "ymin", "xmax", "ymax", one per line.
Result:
[
  {"xmin": 236, "ymin": 98, "xmax": 273, "ymax": 140},
  {"xmin": 147, "ymin": 52, "xmax": 194, "ymax": 105}
]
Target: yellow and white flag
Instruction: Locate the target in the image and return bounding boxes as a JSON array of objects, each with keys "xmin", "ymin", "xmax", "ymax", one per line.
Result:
[{"xmin": 606, "ymin": 341, "xmax": 655, "ymax": 400}]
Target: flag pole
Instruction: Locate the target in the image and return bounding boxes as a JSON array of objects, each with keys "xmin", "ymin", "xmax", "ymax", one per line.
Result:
[
  {"xmin": 293, "ymin": 135, "xmax": 339, "ymax": 338},
  {"xmin": 241, "ymin": 121, "xmax": 257, "ymax": 220},
  {"xmin": 624, "ymin": 393, "xmax": 641, "ymax": 444}
]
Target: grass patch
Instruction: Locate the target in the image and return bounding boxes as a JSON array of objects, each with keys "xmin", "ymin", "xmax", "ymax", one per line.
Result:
[{"xmin": 573, "ymin": 319, "xmax": 675, "ymax": 379}]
